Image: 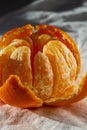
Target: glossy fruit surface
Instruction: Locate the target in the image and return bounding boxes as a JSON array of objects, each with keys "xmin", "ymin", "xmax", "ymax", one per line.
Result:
[{"xmin": 0, "ymin": 24, "xmax": 87, "ymax": 108}]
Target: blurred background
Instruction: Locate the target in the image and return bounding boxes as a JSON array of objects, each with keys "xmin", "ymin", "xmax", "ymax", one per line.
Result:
[
  {"xmin": 0, "ymin": 0, "xmax": 86, "ymax": 35},
  {"xmin": 0, "ymin": 0, "xmax": 33, "ymax": 16},
  {"xmin": 0, "ymin": 0, "xmax": 84, "ymax": 16}
]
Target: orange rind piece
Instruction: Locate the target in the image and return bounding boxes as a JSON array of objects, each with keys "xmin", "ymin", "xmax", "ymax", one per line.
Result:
[
  {"xmin": 0, "ymin": 24, "xmax": 87, "ymax": 108},
  {"xmin": 0, "ymin": 75, "xmax": 42, "ymax": 108},
  {"xmin": 0, "ymin": 24, "xmax": 34, "ymax": 48}
]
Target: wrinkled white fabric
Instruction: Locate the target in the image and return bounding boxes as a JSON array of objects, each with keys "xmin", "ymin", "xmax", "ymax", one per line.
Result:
[
  {"xmin": 0, "ymin": 0, "xmax": 87, "ymax": 130},
  {"xmin": 0, "ymin": 103, "xmax": 87, "ymax": 130}
]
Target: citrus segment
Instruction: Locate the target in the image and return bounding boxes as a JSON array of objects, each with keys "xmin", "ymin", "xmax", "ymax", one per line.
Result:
[
  {"xmin": 9, "ymin": 39, "xmax": 31, "ymax": 48},
  {"xmin": 0, "ymin": 45, "xmax": 33, "ymax": 88},
  {"xmin": 0, "ymin": 45, "xmax": 16, "ymax": 57},
  {"xmin": 10, "ymin": 46, "xmax": 33, "ymax": 88},
  {"xmin": 43, "ymin": 40, "xmax": 77, "ymax": 98},
  {"xmin": 36, "ymin": 24, "xmax": 81, "ymax": 77},
  {"xmin": 33, "ymin": 51, "xmax": 53, "ymax": 100},
  {"xmin": 37, "ymin": 34, "xmax": 52, "ymax": 51},
  {"xmin": 0, "ymin": 46, "xmax": 16, "ymax": 86},
  {"xmin": 44, "ymin": 40, "xmax": 77, "ymax": 80},
  {"xmin": 45, "ymin": 73, "xmax": 87, "ymax": 106}
]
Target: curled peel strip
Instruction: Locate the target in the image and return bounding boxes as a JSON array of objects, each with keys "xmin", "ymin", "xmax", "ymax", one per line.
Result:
[{"xmin": 0, "ymin": 24, "xmax": 86, "ymax": 108}]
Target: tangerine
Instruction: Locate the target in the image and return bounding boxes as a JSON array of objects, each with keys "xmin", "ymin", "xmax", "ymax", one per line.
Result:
[{"xmin": 0, "ymin": 24, "xmax": 86, "ymax": 108}]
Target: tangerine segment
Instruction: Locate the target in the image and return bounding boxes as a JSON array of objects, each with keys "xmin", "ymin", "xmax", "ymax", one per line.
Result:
[
  {"xmin": 37, "ymin": 34, "xmax": 52, "ymax": 51},
  {"xmin": 0, "ymin": 24, "xmax": 34, "ymax": 48},
  {"xmin": 45, "ymin": 72, "xmax": 87, "ymax": 106},
  {"xmin": 36, "ymin": 24, "xmax": 81, "ymax": 77},
  {"xmin": 10, "ymin": 46, "xmax": 33, "ymax": 88},
  {"xmin": 33, "ymin": 52, "xmax": 53, "ymax": 100},
  {"xmin": 31, "ymin": 33, "xmax": 51, "ymax": 57},
  {"xmin": 0, "ymin": 46, "xmax": 16, "ymax": 86},
  {"xmin": 0, "ymin": 75, "xmax": 42, "ymax": 108},
  {"xmin": 9, "ymin": 39, "xmax": 34, "ymax": 61},
  {"xmin": 46, "ymin": 40, "xmax": 77, "ymax": 80},
  {"xmin": 0, "ymin": 45, "xmax": 16, "ymax": 57},
  {"xmin": 0, "ymin": 46, "xmax": 33, "ymax": 89},
  {"xmin": 43, "ymin": 40, "xmax": 77, "ymax": 98},
  {"xmin": 9, "ymin": 39, "xmax": 31, "ymax": 48}
]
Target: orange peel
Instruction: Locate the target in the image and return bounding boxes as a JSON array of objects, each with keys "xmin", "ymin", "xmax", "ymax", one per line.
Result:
[
  {"xmin": 0, "ymin": 24, "xmax": 87, "ymax": 108},
  {"xmin": 0, "ymin": 24, "xmax": 34, "ymax": 48},
  {"xmin": 0, "ymin": 75, "xmax": 42, "ymax": 108}
]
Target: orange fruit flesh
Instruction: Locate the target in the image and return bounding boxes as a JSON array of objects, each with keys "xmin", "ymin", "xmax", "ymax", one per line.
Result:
[
  {"xmin": 36, "ymin": 24, "xmax": 81, "ymax": 77},
  {"xmin": 43, "ymin": 40, "xmax": 77, "ymax": 98},
  {"xmin": 0, "ymin": 44, "xmax": 43, "ymax": 108},
  {"xmin": 45, "ymin": 72, "xmax": 87, "ymax": 106},
  {"xmin": 0, "ymin": 24, "xmax": 87, "ymax": 108},
  {"xmin": 33, "ymin": 51, "xmax": 53, "ymax": 100}
]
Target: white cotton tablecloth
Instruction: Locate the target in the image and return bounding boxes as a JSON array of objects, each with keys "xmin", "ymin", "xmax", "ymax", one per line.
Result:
[{"xmin": 0, "ymin": 0, "xmax": 87, "ymax": 129}]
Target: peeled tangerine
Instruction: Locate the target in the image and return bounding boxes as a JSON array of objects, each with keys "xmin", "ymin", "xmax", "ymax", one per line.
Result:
[{"xmin": 0, "ymin": 24, "xmax": 87, "ymax": 108}]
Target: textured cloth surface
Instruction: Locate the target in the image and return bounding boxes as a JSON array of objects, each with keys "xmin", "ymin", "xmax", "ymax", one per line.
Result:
[{"xmin": 0, "ymin": 0, "xmax": 87, "ymax": 129}]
